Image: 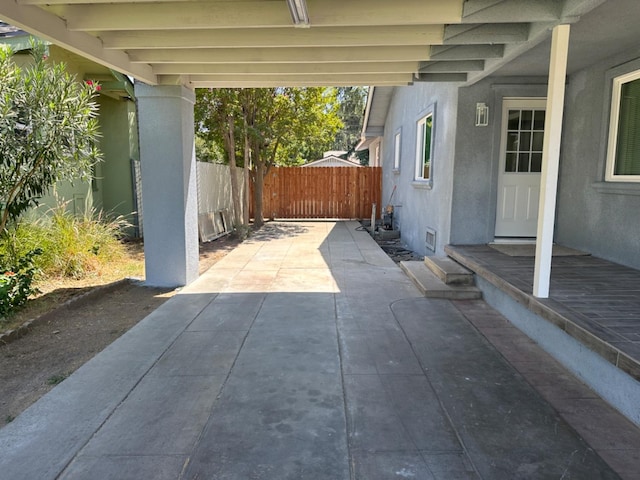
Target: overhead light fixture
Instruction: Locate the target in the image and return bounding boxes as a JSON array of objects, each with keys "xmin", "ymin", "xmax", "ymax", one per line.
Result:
[{"xmin": 286, "ymin": 0, "xmax": 310, "ymax": 27}]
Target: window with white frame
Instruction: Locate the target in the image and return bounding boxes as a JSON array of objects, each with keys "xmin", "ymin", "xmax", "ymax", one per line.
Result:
[
  {"xmin": 415, "ymin": 113, "xmax": 433, "ymax": 181},
  {"xmin": 393, "ymin": 131, "xmax": 401, "ymax": 171},
  {"xmin": 606, "ymin": 70, "xmax": 640, "ymax": 182}
]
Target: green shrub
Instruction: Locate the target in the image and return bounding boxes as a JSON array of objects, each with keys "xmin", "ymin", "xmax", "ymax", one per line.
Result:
[{"xmin": 0, "ymin": 248, "xmax": 42, "ymax": 319}]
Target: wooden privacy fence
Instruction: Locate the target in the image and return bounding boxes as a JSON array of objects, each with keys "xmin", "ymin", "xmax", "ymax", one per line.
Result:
[{"xmin": 251, "ymin": 167, "xmax": 382, "ymax": 219}]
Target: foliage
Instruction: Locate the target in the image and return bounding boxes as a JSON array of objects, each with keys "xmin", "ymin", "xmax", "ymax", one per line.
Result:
[
  {"xmin": 332, "ymin": 87, "xmax": 367, "ymax": 152},
  {"xmin": 0, "ymin": 205, "xmax": 130, "ymax": 279},
  {"xmin": 0, "ymin": 248, "xmax": 41, "ymax": 320},
  {"xmin": 195, "ymin": 135, "xmax": 224, "ymax": 163},
  {"xmin": 195, "ymin": 88, "xmax": 246, "ymax": 228},
  {"xmin": 195, "ymin": 87, "xmax": 343, "ymax": 227},
  {"xmin": 46, "ymin": 373, "xmax": 68, "ymax": 385},
  {"xmin": 274, "ymin": 88, "xmax": 342, "ymax": 165},
  {"xmin": 0, "ymin": 41, "xmax": 102, "ymax": 233},
  {"xmin": 355, "ymin": 149, "xmax": 370, "ymax": 166}
]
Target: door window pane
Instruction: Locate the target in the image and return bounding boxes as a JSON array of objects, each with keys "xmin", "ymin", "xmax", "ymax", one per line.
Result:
[
  {"xmin": 532, "ymin": 131, "xmax": 544, "ymax": 151},
  {"xmin": 505, "ymin": 108, "xmax": 545, "ymax": 173},
  {"xmin": 518, "ymin": 153, "xmax": 530, "ymax": 172},
  {"xmin": 506, "ymin": 132, "xmax": 518, "ymax": 152},
  {"xmin": 505, "ymin": 153, "xmax": 517, "ymax": 172},
  {"xmin": 533, "ymin": 110, "xmax": 546, "ymax": 130},
  {"xmin": 520, "ymin": 110, "xmax": 533, "ymax": 130},
  {"xmin": 530, "ymin": 153, "xmax": 543, "ymax": 172},
  {"xmin": 508, "ymin": 110, "xmax": 520, "ymax": 130}
]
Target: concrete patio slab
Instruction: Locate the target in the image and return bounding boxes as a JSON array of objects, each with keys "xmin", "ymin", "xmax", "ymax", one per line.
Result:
[{"xmin": 0, "ymin": 221, "xmax": 636, "ymax": 479}]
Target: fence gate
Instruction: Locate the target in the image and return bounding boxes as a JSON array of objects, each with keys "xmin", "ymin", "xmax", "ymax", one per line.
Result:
[{"xmin": 251, "ymin": 167, "xmax": 382, "ymax": 219}]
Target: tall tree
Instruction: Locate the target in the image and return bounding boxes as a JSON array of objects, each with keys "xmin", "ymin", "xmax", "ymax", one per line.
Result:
[
  {"xmin": 0, "ymin": 42, "xmax": 101, "ymax": 233},
  {"xmin": 194, "ymin": 88, "xmax": 245, "ymax": 231},
  {"xmin": 195, "ymin": 87, "xmax": 341, "ymax": 229},
  {"xmin": 332, "ymin": 87, "xmax": 367, "ymax": 154},
  {"xmin": 245, "ymin": 87, "xmax": 341, "ymax": 227}
]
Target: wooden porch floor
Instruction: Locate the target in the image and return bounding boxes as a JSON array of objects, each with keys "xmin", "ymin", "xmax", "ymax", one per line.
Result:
[{"xmin": 446, "ymin": 244, "xmax": 640, "ymax": 383}]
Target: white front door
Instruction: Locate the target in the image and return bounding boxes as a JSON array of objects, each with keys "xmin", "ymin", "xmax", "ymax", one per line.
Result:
[{"xmin": 495, "ymin": 98, "xmax": 546, "ymax": 238}]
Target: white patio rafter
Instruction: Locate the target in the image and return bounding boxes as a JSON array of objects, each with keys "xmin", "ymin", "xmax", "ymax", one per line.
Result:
[{"xmin": 0, "ymin": 0, "xmax": 604, "ymax": 88}]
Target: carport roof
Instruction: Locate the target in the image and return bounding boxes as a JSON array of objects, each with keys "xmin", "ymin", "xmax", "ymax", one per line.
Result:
[{"xmin": 0, "ymin": 0, "xmax": 607, "ymax": 88}]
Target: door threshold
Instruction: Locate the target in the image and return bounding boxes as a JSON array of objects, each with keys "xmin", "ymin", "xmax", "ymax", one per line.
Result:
[{"xmin": 491, "ymin": 237, "xmax": 536, "ymax": 245}]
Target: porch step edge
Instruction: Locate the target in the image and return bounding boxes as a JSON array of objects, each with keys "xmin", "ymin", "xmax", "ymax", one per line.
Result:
[
  {"xmin": 444, "ymin": 244, "xmax": 640, "ymax": 385},
  {"xmin": 400, "ymin": 261, "xmax": 482, "ymax": 300},
  {"xmin": 424, "ymin": 256, "xmax": 475, "ymax": 285}
]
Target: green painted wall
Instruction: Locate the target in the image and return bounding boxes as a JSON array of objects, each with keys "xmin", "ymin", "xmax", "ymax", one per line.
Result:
[{"xmin": 95, "ymin": 95, "xmax": 137, "ymax": 224}]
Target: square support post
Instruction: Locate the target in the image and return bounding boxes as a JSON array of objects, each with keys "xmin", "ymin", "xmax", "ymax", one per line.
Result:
[
  {"xmin": 533, "ymin": 24, "xmax": 570, "ymax": 298},
  {"xmin": 135, "ymin": 83, "xmax": 199, "ymax": 287}
]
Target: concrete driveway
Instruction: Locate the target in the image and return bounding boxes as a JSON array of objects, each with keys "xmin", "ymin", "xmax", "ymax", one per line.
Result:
[{"xmin": 0, "ymin": 222, "xmax": 620, "ymax": 479}]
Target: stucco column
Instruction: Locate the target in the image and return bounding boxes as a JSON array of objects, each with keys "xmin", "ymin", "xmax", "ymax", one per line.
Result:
[
  {"xmin": 533, "ymin": 24, "xmax": 570, "ymax": 298},
  {"xmin": 135, "ymin": 83, "xmax": 199, "ymax": 287}
]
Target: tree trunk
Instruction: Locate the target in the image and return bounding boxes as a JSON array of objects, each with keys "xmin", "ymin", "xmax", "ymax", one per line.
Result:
[
  {"xmin": 253, "ymin": 158, "xmax": 265, "ymax": 228},
  {"xmin": 243, "ymin": 119, "xmax": 250, "ymax": 226},
  {"xmin": 225, "ymin": 115, "xmax": 243, "ymax": 229}
]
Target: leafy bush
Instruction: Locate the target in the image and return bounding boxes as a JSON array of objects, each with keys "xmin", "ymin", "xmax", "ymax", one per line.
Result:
[
  {"xmin": 0, "ymin": 41, "xmax": 101, "ymax": 234},
  {"xmin": 0, "ymin": 248, "xmax": 42, "ymax": 319}
]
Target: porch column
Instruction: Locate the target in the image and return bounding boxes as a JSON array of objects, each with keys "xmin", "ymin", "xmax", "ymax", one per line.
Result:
[
  {"xmin": 533, "ymin": 24, "xmax": 570, "ymax": 298},
  {"xmin": 135, "ymin": 83, "xmax": 199, "ymax": 287}
]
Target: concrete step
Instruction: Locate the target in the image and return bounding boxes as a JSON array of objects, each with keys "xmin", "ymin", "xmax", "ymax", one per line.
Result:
[
  {"xmin": 424, "ymin": 256, "xmax": 475, "ymax": 285},
  {"xmin": 400, "ymin": 261, "xmax": 482, "ymax": 300}
]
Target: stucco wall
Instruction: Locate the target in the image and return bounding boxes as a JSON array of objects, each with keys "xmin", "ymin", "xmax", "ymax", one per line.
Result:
[
  {"xmin": 555, "ymin": 48, "xmax": 640, "ymax": 269},
  {"xmin": 380, "ymin": 82, "xmax": 459, "ymax": 257},
  {"xmin": 450, "ymin": 78, "xmax": 548, "ymax": 245}
]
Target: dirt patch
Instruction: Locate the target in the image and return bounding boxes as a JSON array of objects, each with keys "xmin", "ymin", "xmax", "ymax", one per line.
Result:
[
  {"xmin": 360, "ymin": 221, "xmax": 423, "ymax": 263},
  {"xmin": 0, "ymin": 234, "xmax": 240, "ymax": 427},
  {"xmin": 375, "ymin": 238, "xmax": 423, "ymax": 263}
]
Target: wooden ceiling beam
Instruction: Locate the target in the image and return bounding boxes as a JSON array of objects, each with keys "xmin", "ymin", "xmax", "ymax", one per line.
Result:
[
  {"xmin": 153, "ymin": 61, "xmax": 420, "ymax": 75},
  {"xmin": 51, "ymin": 0, "xmax": 462, "ymax": 30},
  {"xmin": 100, "ymin": 25, "xmax": 444, "ymax": 50},
  {"xmin": 128, "ymin": 46, "xmax": 432, "ymax": 64},
  {"xmin": 180, "ymin": 73, "xmax": 413, "ymax": 85}
]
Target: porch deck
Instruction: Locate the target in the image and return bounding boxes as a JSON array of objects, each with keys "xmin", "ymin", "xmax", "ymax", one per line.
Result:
[{"xmin": 446, "ymin": 244, "xmax": 640, "ymax": 383}]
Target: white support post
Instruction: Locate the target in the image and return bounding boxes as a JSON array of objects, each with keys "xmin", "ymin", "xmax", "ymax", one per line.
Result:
[
  {"xmin": 533, "ymin": 24, "xmax": 570, "ymax": 298},
  {"xmin": 135, "ymin": 83, "xmax": 199, "ymax": 287}
]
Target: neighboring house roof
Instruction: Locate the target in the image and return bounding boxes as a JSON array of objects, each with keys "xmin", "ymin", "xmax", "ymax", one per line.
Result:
[
  {"xmin": 302, "ymin": 156, "xmax": 361, "ymax": 168},
  {"xmin": 0, "ymin": 21, "xmax": 40, "ymax": 51}
]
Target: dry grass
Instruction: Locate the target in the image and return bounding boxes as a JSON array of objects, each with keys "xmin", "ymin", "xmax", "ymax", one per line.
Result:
[
  {"xmin": 1, "ymin": 233, "xmax": 244, "ymax": 336},
  {"xmin": 1, "ymin": 242, "xmax": 146, "ymax": 333}
]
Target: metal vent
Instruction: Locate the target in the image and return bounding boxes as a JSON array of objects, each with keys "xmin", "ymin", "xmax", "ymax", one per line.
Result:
[{"xmin": 425, "ymin": 227, "xmax": 436, "ymax": 252}]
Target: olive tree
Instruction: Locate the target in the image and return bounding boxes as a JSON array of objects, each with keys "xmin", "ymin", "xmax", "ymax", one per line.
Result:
[{"xmin": 0, "ymin": 42, "xmax": 102, "ymax": 233}]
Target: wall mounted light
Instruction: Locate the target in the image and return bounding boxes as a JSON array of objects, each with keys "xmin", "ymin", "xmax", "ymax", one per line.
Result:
[
  {"xmin": 475, "ymin": 102, "xmax": 489, "ymax": 127},
  {"xmin": 286, "ymin": 0, "xmax": 310, "ymax": 27}
]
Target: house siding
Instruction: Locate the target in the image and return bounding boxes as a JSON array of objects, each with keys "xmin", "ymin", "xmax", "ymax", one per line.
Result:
[
  {"xmin": 555, "ymin": 47, "xmax": 640, "ymax": 270},
  {"xmin": 380, "ymin": 82, "xmax": 458, "ymax": 257},
  {"xmin": 450, "ymin": 78, "xmax": 548, "ymax": 245},
  {"xmin": 379, "ymin": 62, "xmax": 640, "ymax": 271}
]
